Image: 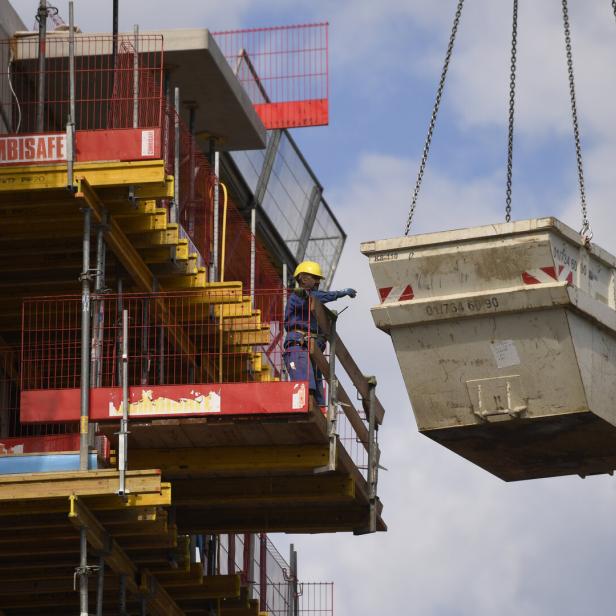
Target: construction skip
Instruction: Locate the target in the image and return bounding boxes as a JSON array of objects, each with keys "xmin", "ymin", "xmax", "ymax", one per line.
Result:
[{"xmin": 362, "ymin": 217, "xmax": 616, "ymax": 481}]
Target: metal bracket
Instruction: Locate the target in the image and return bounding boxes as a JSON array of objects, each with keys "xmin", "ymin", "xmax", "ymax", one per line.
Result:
[
  {"xmin": 73, "ymin": 565, "xmax": 100, "ymax": 590},
  {"xmin": 79, "ymin": 268, "xmax": 99, "ymax": 283},
  {"xmin": 467, "ymin": 375, "xmax": 527, "ymax": 423}
]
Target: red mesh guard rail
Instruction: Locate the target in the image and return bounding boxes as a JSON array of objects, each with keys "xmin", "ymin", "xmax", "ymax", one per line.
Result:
[
  {"xmin": 20, "ymin": 289, "xmax": 309, "ymax": 391},
  {"xmin": 160, "ymin": 102, "xmax": 282, "ymax": 288},
  {"xmin": 213, "ymin": 23, "xmax": 329, "ymax": 129},
  {"xmin": 0, "ymin": 34, "xmax": 164, "ymax": 133},
  {"xmin": 161, "ymin": 103, "xmax": 217, "ymax": 266}
]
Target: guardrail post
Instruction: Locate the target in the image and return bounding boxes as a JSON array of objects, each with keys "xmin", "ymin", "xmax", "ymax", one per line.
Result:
[
  {"xmin": 367, "ymin": 375, "xmax": 379, "ymax": 533},
  {"xmin": 325, "ymin": 313, "xmax": 338, "ymax": 471},
  {"xmin": 118, "ymin": 309, "xmax": 129, "ymax": 495}
]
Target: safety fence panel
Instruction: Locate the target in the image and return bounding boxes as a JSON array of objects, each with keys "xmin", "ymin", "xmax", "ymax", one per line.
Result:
[
  {"xmin": 19, "ymin": 290, "xmax": 312, "ymax": 422},
  {"xmin": 267, "ymin": 582, "xmax": 334, "ymax": 616},
  {"xmin": 0, "ymin": 34, "xmax": 163, "ymax": 135},
  {"xmin": 213, "ymin": 23, "xmax": 329, "ymax": 129}
]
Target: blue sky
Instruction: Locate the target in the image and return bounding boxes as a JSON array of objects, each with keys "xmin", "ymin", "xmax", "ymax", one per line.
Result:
[{"xmin": 9, "ymin": 1, "xmax": 616, "ymax": 614}]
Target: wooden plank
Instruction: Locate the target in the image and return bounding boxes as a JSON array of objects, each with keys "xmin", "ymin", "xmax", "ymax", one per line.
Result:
[
  {"xmin": 127, "ymin": 445, "xmax": 330, "ymax": 476},
  {"xmin": 167, "ymin": 574, "xmax": 241, "ymax": 599},
  {"xmin": 175, "ymin": 504, "xmax": 385, "ymax": 534},
  {"xmin": 172, "ymin": 475, "xmax": 355, "ymax": 507},
  {"xmin": 0, "ymin": 469, "xmax": 162, "ymax": 501}
]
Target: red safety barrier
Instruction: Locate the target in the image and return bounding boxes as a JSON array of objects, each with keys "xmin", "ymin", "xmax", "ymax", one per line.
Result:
[
  {"xmin": 19, "ymin": 289, "xmax": 313, "ymax": 423},
  {"xmin": 213, "ymin": 23, "xmax": 329, "ymax": 129}
]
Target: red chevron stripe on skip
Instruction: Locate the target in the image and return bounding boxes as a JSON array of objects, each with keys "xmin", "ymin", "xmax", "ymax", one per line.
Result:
[
  {"xmin": 399, "ymin": 285, "xmax": 414, "ymax": 301},
  {"xmin": 378, "ymin": 287, "xmax": 393, "ymax": 303}
]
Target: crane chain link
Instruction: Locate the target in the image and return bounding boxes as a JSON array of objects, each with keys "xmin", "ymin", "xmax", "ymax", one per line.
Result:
[
  {"xmin": 562, "ymin": 0, "xmax": 592, "ymax": 242},
  {"xmin": 613, "ymin": 0, "xmax": 616, "ymax": 23},
  {"xmin": 505, "ymin": 0, "xmax": 518, "ymax": 223},
  {"xmin": 404, "ymin": 0, "xmax": 465, "ymax": 236}
]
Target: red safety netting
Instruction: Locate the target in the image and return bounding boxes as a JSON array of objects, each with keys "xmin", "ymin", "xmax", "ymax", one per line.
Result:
[{"xmin": 213, "ymin": 23, "xmax": 329, "ymax": 129}]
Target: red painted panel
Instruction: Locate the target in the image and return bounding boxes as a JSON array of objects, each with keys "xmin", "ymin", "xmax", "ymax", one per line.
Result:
[
  {"xmin": 20, "ymin": 381, "xmax": 309, "ymax": 423},
  {"xmin": 0, "ymin": 129, "xmax": 161, "ymax": 167},
  {"xmin": 0, "ymin": 433, "xmax": 110, "ymax": 459},
  {"xmin": 76, "ymin": 128, "xmax": 161, "ymax": 162},
  {"xmin": 253, "ymin": 99, "xmax": 328, "ymax": 130}
]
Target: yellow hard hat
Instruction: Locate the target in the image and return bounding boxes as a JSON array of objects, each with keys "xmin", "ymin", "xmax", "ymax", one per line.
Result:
[{"xmin": 294, "ymin": 260, "xmax": 323, "ymax": 279}]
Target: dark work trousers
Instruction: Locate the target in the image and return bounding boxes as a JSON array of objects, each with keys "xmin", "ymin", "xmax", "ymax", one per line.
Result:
[{"xmin": 283, "ymin": 337, "xmax": 327, "ymax": 405}]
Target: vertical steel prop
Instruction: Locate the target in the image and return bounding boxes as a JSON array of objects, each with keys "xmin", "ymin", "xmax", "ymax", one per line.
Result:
[
  {"xmin": 79, "ymin": 527, "xmax": 89, "ymax": 616},
  {"xmin": 36, "ymin": 0, "xmax": 47, "ymax": 132},
  {"xmin": 92, "ymin": 212, "xmax": 107, "ymax": 389},
  {"xmin": 112, "ymin": 0, "xmax": 119, "ymax": 67},
  {"xmin": 367, "ymin": 375, "xmax": 379, "ymax": 533},
  {"xmin": 172, "ymin": 86, "xmax": 180, "ymax": 224},
  {"xmin": 79, "ymin": 207, "xmax": 92, "ymax": 471},
  {"xmin": 118, "ymin": 309, "xmax": 129, "ymax": 495},
  {"xmin": 212, "ymin": 151, "xmax": 220, "ymax": 281},
  {"xmin": 67, "ymin": 1, "xmax": 76, "ymax": 189},
  {"xmin": 119, "ymin": 574, "xmax": 127, "ymax": 616},
  {"xmin": 259, "ymin": 533, "xmax": 267, "ymax": 612},
  {"xmin": 95, "ymin": 553, "xmax": 105, "ymax": 616},
  {"xmin": 133, "ymin": 24, "xmax": 140, "ymax": 128},
  {"xmin": 250, "ymin": 208, "xmax": 256, "ymax": 308},
  {"xmin": 289, "ymin": 544, "xmax": 298, "ymax": 616}
]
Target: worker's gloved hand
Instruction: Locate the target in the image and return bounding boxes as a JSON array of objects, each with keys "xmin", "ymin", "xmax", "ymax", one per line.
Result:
[{"xmin": 343, "ymin": 288, "xmax": 357, "ymax": 298}]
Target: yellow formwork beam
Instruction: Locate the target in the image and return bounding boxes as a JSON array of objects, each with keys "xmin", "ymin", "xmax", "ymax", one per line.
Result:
[
  {"xmin": 128, "ymin": 445, "xmax": 330, "ymax": 476},
  {"xmin": 227, "ymin": 328, "xmax": 270, "ymax": 346},
  {"xmin": 214, "ymin": 300, "xmax": 255, "ymax": 318},
  {"xmin": 76, "ymin": 178, "xmax": 155, "ymax": 292},
  {"xmin": 142, "ymin": 240, "xmax": 189, "ymax": 264},
  {"xmin": 0, "ymin": 160, "xmax": 169, "ymax": 192},
  {"xmin": 160, "ymin": 266, "xmax": 207, "ymax": 289},
  {"xmin": 116, "ymin": 210, "xmax": 169, "ymax": 233}
]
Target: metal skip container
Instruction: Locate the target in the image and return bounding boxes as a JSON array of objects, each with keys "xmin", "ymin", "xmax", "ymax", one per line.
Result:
[{"xmin": 361, "ymin": 218, "xmax": 616, "ymax": 481}]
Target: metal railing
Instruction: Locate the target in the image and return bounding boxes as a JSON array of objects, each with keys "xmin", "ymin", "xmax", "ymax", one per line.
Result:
[
  {"xmin": 218, "ymin": 534, "xmax": 333, "ymax": 616},
  {"xmin": 0, "ymin": 34, "xmax": 164, "ymax": 134},
  {"xmin": 213, "ymin": 23, "xmax": 329, "ymax": 130},
  {"xmin": 310, "ymin": 298, "xmax": 384, "ymax": 532},
  {"xmin": 20, "ymin": 288, "xmax": 305, "ymax": 391}
]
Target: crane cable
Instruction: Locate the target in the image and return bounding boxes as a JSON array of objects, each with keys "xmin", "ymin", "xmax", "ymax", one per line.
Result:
[
  {"xmin": 404, "ymin": 0, "xmax": 465, "ymax": 236},
  {"xmin": 561, "ymin": 0, "xmax": 592, "ymax": 242},
  {"xmin": 505, "ymin": 0, "xmax": 518, "ymax": 223}
]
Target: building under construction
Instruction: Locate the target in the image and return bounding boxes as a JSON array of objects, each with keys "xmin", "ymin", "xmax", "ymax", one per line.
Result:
[{"xmin": 0, "ymin": 1, "xmax": 386, "ymax": 614}]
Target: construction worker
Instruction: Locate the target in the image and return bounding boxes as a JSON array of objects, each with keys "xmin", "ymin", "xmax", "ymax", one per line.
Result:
[{"xmin": 283, "ymin": 260, "xmax": 356, "ymax": 406}]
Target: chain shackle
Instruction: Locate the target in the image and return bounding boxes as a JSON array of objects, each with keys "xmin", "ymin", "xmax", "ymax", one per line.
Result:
[
  {"xmin": 561, "ymin": 0, "xmax": 592, "ymax": 242},
  {"xmin": 505, "ymin": 0, "xmax": 519, "ymax": 223},
  {"xmin": 404, "ymin": 0, "xmax": 465, "ymax": 236}
]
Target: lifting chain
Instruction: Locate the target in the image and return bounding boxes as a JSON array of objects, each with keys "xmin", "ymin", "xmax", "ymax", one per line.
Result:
[
  {"xmin": 561, "ymin": 0, "xmax": 592, "ymax": 242},
  {"xmin": 505, "ymin": 0, "xmax": 518, "ymax": 223},
  {"xmin": 404, "ymin": 0, "xmax": 465, "ymax": 236},
  {"xmin": 613, "ymin": 0, "xmax": 616, "ymax": 23}
]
